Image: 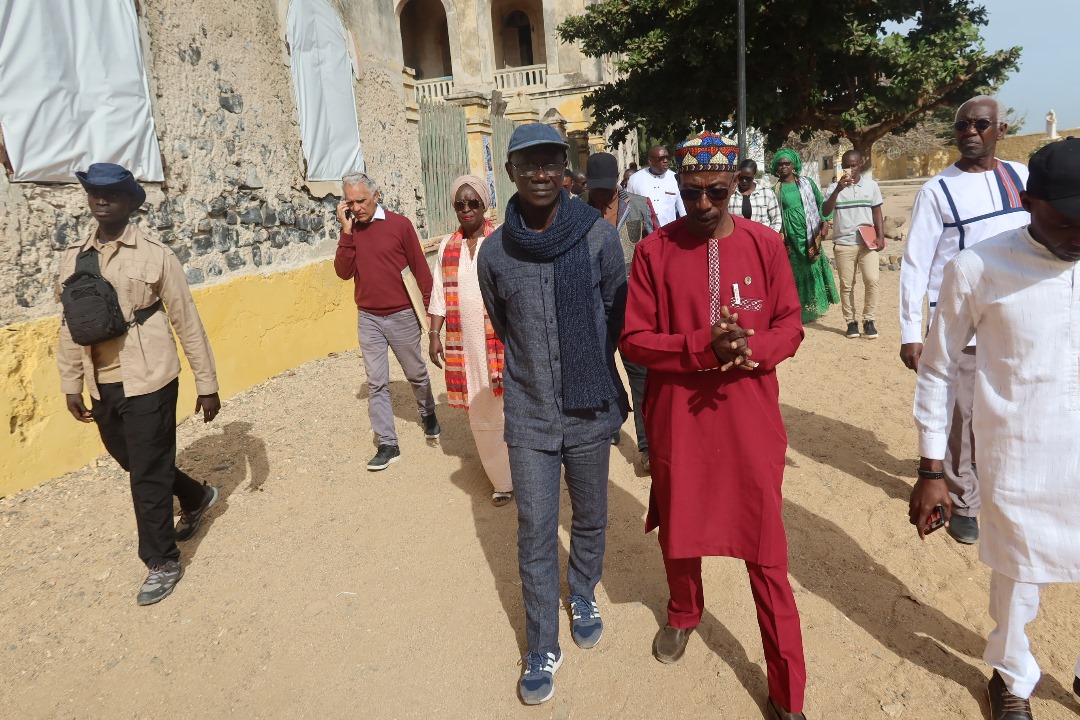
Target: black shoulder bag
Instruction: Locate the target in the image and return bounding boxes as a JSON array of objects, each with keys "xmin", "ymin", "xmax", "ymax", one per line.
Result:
[{"xmin": 60, "ymin": 248, "xmax": 161, "ymax": 346}]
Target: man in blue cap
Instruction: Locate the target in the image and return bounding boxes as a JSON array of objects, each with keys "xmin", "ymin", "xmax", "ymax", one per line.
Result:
[
  {"xmin": 911, "ymin": 137, "xmax": 1080, "ymax": 719},
  {"xmin": 57, "ymin": 163, "xmax": 220, "ymax": 606},
  {"xmin": 478, "ymin": 123, "xmax": 628, "ymax": 705}
]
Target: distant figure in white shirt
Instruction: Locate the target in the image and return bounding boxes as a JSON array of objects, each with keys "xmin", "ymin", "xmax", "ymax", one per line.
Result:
[
  {"xmin": 899, "ymin": 95, "xmax": 1029, "ymax": 545},
  {"xmin": 626, "ymin": 145, "xmax": 686, "ymax": 226},
  {"xmin": 910, "ymin": 137, "xmax": 1080, "ymax": 720}
]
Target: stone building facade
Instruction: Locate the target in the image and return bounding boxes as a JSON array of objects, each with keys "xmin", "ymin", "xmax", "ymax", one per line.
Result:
[{"xmin": 0, "ymin": 0, "xmax": 625, "ymax": 495}]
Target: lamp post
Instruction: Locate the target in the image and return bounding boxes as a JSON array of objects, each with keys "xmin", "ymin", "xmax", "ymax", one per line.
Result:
[{"xmin": 737, "ymin": 0, "xmax": 747, "ymax": 159}]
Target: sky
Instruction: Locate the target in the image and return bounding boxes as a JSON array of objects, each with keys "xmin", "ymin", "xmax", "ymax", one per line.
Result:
[{"xmin": 976, "ymin": 0, "xmax": 1077, "ymax": 133}]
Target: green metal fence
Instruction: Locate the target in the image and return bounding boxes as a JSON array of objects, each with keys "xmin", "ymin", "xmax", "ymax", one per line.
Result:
[
  {"xmin": 491, "ymin": 115, "xmax": 516, "ymax": 222},
  {"xmin": 419, "ymin": 101, "xmax": 470, "ymax": 237}
]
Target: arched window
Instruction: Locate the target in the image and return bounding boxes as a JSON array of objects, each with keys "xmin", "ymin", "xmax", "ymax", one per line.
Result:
[
  {"xmin": 399, "ymin": 0, "xmax": 452, "ymax": 81},
  {"xmin": 0, "ymin": 0, "xmax": 163, "ymax": 182},
  {"xmin": 505, "ymin": 10, "xmax": 533, "ymax": 67},
  {"xmin": 287, "ymin": 0, "xmax": 364, "ymax": 181}
]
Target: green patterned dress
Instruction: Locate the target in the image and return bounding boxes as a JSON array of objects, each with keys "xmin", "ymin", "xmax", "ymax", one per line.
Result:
[{"xmin": 777, "ymin": 179, "xmax": 839, "ymax": 323}]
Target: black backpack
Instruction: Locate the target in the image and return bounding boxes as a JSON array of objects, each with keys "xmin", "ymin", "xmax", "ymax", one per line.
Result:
[{"xmin": 61, "ymin": 248, "xmax": 161, "ymax": 346}]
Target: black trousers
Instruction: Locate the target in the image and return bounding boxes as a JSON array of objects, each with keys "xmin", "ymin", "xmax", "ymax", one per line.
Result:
[{"xmin": 91, "ymin": 379, "xmax": 203, "ymax": 567}]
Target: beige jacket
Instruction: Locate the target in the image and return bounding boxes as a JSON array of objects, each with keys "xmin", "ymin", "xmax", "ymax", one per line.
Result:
[{"xmin": 56, "ymin": 224, "xmax": 218, "ymax": 400}]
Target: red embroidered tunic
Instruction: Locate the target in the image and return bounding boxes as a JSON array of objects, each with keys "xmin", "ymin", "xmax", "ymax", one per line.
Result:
[{"xmin": 620, "ymin": 217, "xmax": 804, "ymax": 565}]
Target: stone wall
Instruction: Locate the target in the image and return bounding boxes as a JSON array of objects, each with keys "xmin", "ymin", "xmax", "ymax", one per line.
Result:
[{"xmin": 0, "ymin": 0, "xmax": 424, "ymax": 327}]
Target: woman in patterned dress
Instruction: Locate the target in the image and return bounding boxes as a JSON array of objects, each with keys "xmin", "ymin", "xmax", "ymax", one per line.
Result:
[{"xmin": 427, "ymin": 176, "xmax": 513, "ymax": 506}]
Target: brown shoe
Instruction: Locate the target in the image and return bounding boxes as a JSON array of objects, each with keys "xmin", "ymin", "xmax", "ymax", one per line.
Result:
[
  {"xmin": 987, "ymin": 670, "xmax": 1033, "ymax": 719},
  {"xmin": 767, "ymin": 697, "xmax": 807, "ymax": 720},
  {"xmin": 652, "ymin": 624, "xmax": 694, "ymax": 664}
]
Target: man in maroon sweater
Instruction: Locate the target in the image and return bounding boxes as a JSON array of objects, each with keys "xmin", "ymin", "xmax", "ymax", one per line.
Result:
[{"xmin": 334, "ymin": 172, "xmax": 440, "ymax": 470}]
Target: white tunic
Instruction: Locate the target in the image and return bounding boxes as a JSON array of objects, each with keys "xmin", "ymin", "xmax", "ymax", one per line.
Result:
[
  {"xmin": 626, "ymin": 168, "xmax": 685, "ymax": 226},
  {"xmin": 899, "ymin": 160, "xmax": 1029, "ymax": 344},
  {"xmin": 914, "ymin": 227, "xmax": 1080, "ymax": 583}
]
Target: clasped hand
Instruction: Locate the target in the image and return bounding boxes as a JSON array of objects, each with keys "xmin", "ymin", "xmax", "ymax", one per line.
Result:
[{"xmin": 710, "ymin": 306, "xmax": 757, "ymax": 371}]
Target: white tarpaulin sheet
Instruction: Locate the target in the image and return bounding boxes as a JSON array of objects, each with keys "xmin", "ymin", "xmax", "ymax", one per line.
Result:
[
  {"xmin": 287, "ymin": 0, "xmax": 364, "ymax": 181},
  {"xmin": 0, "ymin": 0, "xmax": 163, "ymax": 182}
]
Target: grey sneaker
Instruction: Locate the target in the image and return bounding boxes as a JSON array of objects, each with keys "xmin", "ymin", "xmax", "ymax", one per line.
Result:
[
  {"xmin": 863, "ymin": 319, "xmax": 879, "ymax": 339},
  {"xmin": 176, "ymin": 484, "xmax": 218, "ymax": 541},
  {"xmin": 518, "ymin": 649, "xmax": 563, "ymax": 705},
  {"xmin": 846, "ymin": 321, "xmax": 860, "ymax": 338},
  {"xmin": 367, "ymin": 444, "xmax": 401, "ymax": 471},
  {"xmin": 567, "ymin": 595, "xmax": 603, "ymax": 648},
  {"xmin": 422, "ymin": 413, "xmax": 441, "ymax": 439},
  {"xmin": 947, "ymin": 514, "xmax": 979, "ymax": 544},
  {"xmin": 137, "ymin": 560, "xmax": 184, "ymax": 606}
]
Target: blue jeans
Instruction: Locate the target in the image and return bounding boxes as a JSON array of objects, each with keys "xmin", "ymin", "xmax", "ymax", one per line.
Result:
[{"xmin": 509, "ymin": 438, "xmax": 610, "ymax": 655}]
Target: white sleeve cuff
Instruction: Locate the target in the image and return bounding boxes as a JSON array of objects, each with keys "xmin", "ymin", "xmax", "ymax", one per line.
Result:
[
  {"xmin": 919, "ymin": 432, "xmax": 947, "ymax": 460},
  {"xmin": 900, "ymin": 322, "xmax": 924, "ymax": 345}
]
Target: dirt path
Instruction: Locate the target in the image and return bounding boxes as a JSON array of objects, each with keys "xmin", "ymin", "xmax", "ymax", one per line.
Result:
[{"xmin": 2, "ymin": 187, "xmax": 1078, "ymax": 719}]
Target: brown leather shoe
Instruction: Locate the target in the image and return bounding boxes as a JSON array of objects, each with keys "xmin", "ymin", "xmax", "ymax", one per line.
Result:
[
  {"xmin": 652, "ymin": 624, "xmax": 694, "ymax": 664},
  {"xmin": 767, "ymin": 697, "xmax": 807, "ymax": 720},
  {"xmin": 988, "ymin": 670, "xmax": 1033, "ymax": 719}
]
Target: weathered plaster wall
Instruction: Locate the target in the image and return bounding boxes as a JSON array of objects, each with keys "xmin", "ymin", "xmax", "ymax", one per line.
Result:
[
  {"xmin": 0, "ymin": 259, "xmax": 357, "ymax": 497},
  {"xmin": 0, "ymin": 0, "xmax": 429, "ymax": 493},
  {"xmin": 0, "ymin": 0, "xmax": 424, "ymax": 327}
]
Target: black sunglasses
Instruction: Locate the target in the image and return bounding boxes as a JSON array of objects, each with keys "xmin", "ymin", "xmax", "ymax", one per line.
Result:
[
  {"xmin": 679, "ymin": 186, "xmax": 730, "ymax": 203},
  {"xmin": 509, "ymin": 161, "xmax": 566, "ymax": 178},
  {"xmin": 954, "ymin": 118, "xmax": 996, "ymax": 133},
  {"xmin": 453, "ymin": 199, "xmax": 484, "ymax": 212}
]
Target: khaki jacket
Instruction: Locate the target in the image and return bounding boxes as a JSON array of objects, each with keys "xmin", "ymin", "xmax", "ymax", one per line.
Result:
[{"xmin": 56, "ymin": 224, "xmax": 218, "ymax": 400}]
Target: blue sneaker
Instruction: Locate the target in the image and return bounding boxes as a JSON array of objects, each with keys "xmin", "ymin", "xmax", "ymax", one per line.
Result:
[
  {"xmin": 567, "ymin": 595, "xmax": 603, "ymax": 649},
  {"xmin": 518, "ymin": 650, "xmax": 562, "ymax": 705}
]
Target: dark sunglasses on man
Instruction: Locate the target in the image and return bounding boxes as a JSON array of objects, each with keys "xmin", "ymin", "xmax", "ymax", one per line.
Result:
[
  {"xmin": 679, "ymin": 186, "xmax": 731, "ymax": 203},
  {"xmin": 509, "ymin": 161, "xmax": 566, "ymax": 178},
  {"xmin": 453, "ymin": 199, "xmax": 484, "ymax": 211},
  {"xmin": 954, "ymin": 118, "xmax": 997, "ymax": 133}
]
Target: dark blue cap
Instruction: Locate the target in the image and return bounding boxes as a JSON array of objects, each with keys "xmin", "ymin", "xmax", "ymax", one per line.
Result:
[
  {"xmin": 506, "ymin": 123, "xmax": 569, "ymax": 158},
  {"xmin": 75, "ymin": 163, "xmax": 146, "ymax": 207}
]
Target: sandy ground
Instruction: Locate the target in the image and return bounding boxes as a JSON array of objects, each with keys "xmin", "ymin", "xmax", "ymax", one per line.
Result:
[{"xmin": 2, "ymin": 185, "xmax": 1079, "ymax": 720}]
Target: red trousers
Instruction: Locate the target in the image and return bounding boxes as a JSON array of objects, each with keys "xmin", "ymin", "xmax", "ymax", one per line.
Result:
[{"xmin": 662, "ymin": 550, "xmax": 807, "ymax": 713}]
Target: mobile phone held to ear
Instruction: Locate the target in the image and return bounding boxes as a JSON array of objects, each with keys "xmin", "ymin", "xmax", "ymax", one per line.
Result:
[
  {"xmin": 925, "ymin": 504, "xmax": 946, "ymax": 535},
  {"xmin": 345, "ymin": 209, "xmax": 353, "ymax": 220}
]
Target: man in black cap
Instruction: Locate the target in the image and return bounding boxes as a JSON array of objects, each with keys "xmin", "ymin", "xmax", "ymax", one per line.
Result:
[
  {"xmin": 478, "ymin": 123, "xmax": 628, "ymax": 705},
  {"xmin": 910, "ymin": 137, "xmax": 1080, "ymax": 718},
  {"xmin": 585, "ymin": 151, "xmax": 658, "ymax": 468},
  {"xmin": 57, "ymin": 163, "xmax": 221, "ymax": 606}
]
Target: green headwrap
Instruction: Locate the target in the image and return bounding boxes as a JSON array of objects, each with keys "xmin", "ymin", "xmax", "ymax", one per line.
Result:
[{"xmin": 770, "ymin": 148, "xmax": 802, "ymax": 176}]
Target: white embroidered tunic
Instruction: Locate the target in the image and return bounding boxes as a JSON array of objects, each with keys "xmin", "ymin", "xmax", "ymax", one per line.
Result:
[{"xmin": 915, "ymin": 227, "xmax": 1080, "ymax": 583}]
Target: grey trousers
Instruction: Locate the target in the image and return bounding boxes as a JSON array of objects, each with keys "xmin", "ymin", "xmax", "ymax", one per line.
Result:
[
  {"xmin": 357, "ymin": 309, "xmax": 436, "ymax": 446},
  {"xmin": 946, "ymin": 348, "xmax": 979, "ymax": 517},
  {"xmin": 509, "ymin": 438, "xmax": 610, "ymax": 656}
]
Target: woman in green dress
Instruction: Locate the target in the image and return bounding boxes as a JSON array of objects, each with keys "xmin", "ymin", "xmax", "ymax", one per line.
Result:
[{"xmin": 771, "ymin": 148, "xmax": 839, "ymax": 323}]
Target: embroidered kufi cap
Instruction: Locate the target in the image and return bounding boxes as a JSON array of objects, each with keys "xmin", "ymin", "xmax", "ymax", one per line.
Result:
[{"xmin": 674, "ymin": 132, "xmax": 739, "ymax": 173}]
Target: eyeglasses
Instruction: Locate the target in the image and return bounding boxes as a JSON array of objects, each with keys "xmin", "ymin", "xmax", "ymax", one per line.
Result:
[
  {"xmin": 510, "ymin": 161, "xmax": 566, "ymax": 178},
  {"xmin": 453, "ymin": 199, "xmax": 484, "ymax": 212},
  {"xmin": 651, "ymin": 156, "xmax": 671, "ymax": 163},
  {"xmin": 954, "ymin": 118, "xmax": 996, "ymax": 133},
  {"xmin": 679, "ymin": 186, "xmax": 731, "ymax": 203}
]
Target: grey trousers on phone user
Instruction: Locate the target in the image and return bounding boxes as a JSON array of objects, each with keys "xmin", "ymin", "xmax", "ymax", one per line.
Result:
[
  {"xmin": 945, "ymin": 348, "xmax": 979, "ymax": 517},
  {"xmin": 357, "ymin": 308, "xmax": 436, "ymax": 446}
]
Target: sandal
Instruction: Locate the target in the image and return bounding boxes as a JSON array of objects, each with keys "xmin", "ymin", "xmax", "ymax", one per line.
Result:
[{"xmin": 491, "ymin": 491, "xmax": 513, "ymax": 507}]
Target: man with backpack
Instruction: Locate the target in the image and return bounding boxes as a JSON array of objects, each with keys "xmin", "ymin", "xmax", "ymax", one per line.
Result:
[{"xmin": 57, "ymin": 163, "xmax": 220, "ymax": 606}]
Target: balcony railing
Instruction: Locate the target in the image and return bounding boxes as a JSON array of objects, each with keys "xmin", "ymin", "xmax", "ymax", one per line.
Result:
[
  {"xmin": 415, "ymin": 76, "xmax": 454, "ymax": 103},
  {"xmin": 494, "ymin": 64, "xmax": 546, "ymax": 91}
]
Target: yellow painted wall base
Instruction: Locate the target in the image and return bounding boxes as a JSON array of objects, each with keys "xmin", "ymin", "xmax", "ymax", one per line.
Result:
[{"xmin": 0, "ymin": 260, "xmax": 357, "ymax": 497}]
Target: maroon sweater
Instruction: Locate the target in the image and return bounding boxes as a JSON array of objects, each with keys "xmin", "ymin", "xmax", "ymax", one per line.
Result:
[{"xmin": 334, "ymin": 210, "xmax": 433, "ymax": 315}]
